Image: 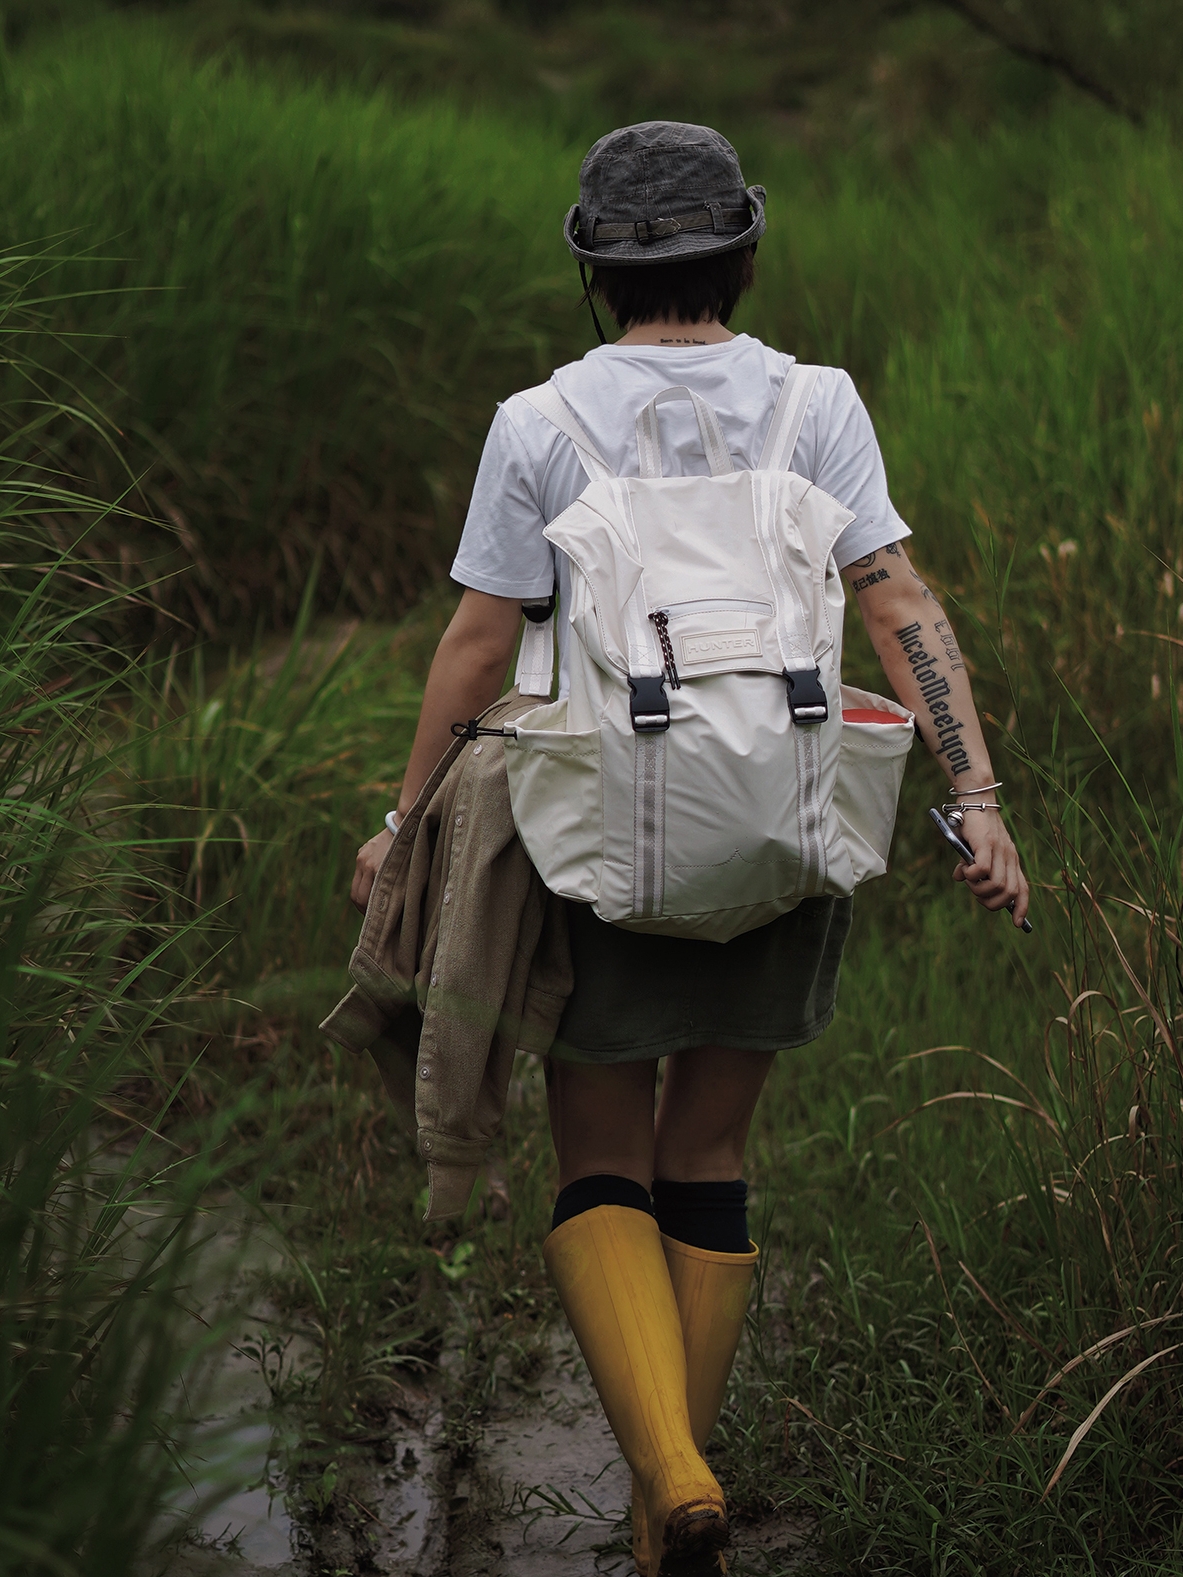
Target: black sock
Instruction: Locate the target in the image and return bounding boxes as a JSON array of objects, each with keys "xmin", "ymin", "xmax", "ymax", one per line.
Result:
[
  {"xmin": 651, "ymin": 1178, "xmax": 750, "ymax": 1254},
  {"xmin": 551, "ymin": 1173, "xmax": 654, "ymax": 1233}
]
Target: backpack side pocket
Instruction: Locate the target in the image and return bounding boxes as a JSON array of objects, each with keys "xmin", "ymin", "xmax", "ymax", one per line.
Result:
[
  {"xmin": 833, "ymin": 684, "xmax": 915, "ymax": 886},
  {"xmin": 504, "ymin": 700, "xmax": 604, "ymax": 905}
]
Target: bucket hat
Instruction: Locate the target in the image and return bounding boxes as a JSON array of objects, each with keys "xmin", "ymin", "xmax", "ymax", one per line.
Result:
[{"xmin": 564, "ymin": 120, "xmax": 765, "ymax": 268}]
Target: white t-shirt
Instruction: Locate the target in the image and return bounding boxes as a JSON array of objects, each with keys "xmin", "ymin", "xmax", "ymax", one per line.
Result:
[{"xmin": 450, "ymin": 334, "xmax": 909, "ymax": 695}]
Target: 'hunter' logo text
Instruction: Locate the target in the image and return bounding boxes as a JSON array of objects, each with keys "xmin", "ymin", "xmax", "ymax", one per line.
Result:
[{"xmin": 681, "ymin": 629, "xmax": 762, "ymax": 664}]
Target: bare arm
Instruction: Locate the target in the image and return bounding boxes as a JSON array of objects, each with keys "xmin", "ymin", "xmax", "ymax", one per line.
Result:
[
  {"xmin": 350, "ymin": 588, "xmax": 522, "ymax": 912},
  {"xmin": 843, "ymin": 541, "xmax": 1029, "ymax": 926}
]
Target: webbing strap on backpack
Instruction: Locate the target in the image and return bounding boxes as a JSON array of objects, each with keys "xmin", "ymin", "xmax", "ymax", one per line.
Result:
[
  {"xmin": 511, "ymin": 383, "xmax": 616, "ymax": 698},
  {"xmin": 758, "ymin": 361, "xmax": 821, "ymax": 473},
  {"xmin": 515, "ymin": 383, "xmax": 616, "ymax": 483},
  {"xmin": 755, "ymin": 361, "xmax": 828, "ymax": 896},
  {"xmin": 515, "ymin": 594, "xmax": 556, "ymax": 698}
]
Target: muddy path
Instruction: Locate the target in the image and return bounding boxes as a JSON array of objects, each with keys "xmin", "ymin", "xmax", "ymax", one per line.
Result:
[{"xmin": 164, "ymin": 1310, "xmax": 809, "ymax": 1577}]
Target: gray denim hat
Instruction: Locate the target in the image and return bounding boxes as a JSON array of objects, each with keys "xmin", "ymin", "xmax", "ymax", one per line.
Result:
[{"xmin": 564, "ymin": 120, "xmax": 765, "ymax": 268}]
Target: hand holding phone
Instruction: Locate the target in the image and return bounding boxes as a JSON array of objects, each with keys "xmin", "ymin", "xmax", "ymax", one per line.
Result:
[{"xmin": 929, "ymin": 807, "xmax": 1033, "ymax": 933}]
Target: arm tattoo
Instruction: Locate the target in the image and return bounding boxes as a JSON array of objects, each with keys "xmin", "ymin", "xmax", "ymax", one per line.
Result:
[
  {"xmin": 934, "ymin": 618, "xmax": 966, "ymax": 672},
  {"xmin": 894, "ymin": 620, "xmax": 972, "ymax": 777},
  {"xmin": 908, "ymin": 567, "xmax": 938, "ymax": 604},
  {"xmin": 856, "ymin": 542, "xmax": 902, "ymax": 572},
  {"xmin": 852, "ymin": 568, "xmax": 890, "ymax": 593}
]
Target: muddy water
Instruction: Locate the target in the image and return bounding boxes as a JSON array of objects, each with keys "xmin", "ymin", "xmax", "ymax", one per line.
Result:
[
  {"xmin": 163, "ymin": 1345, "xmax": 300, "ymax": 1574},
  {"xmin": 159, "ymin": 1222, "xmax": 806, "ymax": 1577}
]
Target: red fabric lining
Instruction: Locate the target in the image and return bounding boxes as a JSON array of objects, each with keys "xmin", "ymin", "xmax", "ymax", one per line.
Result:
[{"xmin": 842, "ymin": 708, "xmax": 903, "ymax": 725}]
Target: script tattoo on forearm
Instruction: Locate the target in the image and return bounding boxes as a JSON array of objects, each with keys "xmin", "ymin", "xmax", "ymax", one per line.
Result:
[
  {"xmin": 895, "ymin": 621, "xmax": 972, "ymax": 776},
  {"xmin": 852, "ymin": 567, "xmax": 889, "ymax": 593},
  {"xmin": 934, "ymin": 618, "xmax": 966, "ymax": 672}
]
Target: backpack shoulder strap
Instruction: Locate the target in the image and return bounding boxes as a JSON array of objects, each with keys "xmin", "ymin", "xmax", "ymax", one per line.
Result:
[
  {"xmin": 515, "ymin": 382, "xmax": 616, "ymax": 483},
  {"xmin": 758, "ymin": 362, "xmax": 822, "ymax": 473},
  {"xmin": 515, "ymin": 616, "xmax": 554, "ymax": 700},
  {"xmin": 510, "ymin": 381, "xmax": 616, "ymax": 700}
]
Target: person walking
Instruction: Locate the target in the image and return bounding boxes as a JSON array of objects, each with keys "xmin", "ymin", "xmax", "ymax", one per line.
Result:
[{"xmin": 352, "ymin": 121, "xmax": 1028, "ymax": 1577}]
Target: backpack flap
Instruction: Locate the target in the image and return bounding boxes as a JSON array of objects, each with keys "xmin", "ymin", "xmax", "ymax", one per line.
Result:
[{"xmin": 544, "ymin": 485, "xmax": 653, "ymax": 685}]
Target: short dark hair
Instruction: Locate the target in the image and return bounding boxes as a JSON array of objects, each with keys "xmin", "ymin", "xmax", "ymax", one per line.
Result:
[{"xmin": 589, "ymin": 246, "xmax": 756, "ymax": 330}]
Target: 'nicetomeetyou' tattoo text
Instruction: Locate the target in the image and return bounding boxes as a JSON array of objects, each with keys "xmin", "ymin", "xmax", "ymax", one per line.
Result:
[{"xmin": 894, "ymin": 620, "xmax": 972, "ymax": 776}]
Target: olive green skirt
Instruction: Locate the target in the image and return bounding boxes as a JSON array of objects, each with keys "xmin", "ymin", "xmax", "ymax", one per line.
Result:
[{"xmin": 550, "ymin": 895, "xmax": 853, "ymax": 1064}]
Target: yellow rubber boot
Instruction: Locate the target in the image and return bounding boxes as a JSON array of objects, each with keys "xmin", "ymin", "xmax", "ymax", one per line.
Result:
[
  {"xmin": 631, "ymin": 1238, "xmax": 759, "ymax": 1577},
  {"xmin": 543, "ymin": 1206, "xmax": 729, "ymax": 1577}
]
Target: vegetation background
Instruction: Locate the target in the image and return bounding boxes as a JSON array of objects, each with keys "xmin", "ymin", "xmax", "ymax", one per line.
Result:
[{"xmin": 2, "ymin": 1, "xmax": 1182, "ymax": 1573}]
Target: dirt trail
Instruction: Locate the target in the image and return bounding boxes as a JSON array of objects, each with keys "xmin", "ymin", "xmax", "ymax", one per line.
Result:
[{"xmin": 164, "ymin": 1319, "xmax": 808, "ymax": 1577}]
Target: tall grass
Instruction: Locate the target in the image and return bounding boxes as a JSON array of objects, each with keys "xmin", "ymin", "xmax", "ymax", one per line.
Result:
[
  {"xmin": 0, "ymin": 19, "xmax": 583, "ymax": 636},
  {"xmin": 706, "ymin": 768, "xmax": 1178, "ymax": 1574},
  {"xmin": 0, "ymin": 255, "xmax": 253, "ymax": 1573},
  {"xmin": 0, "ymin": 15, "xmax": 1179, "ymax": 760},
  {"xmin": 1, "ymin": 16, "xmax": 1182, "ymax": 1573}
]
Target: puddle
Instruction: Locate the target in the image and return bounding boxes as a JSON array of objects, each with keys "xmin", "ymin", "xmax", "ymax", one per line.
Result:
[
  {"xmin": 142, "ymin": 1204, "xmax": 310, "ymax": 1575},
  {"xmin": 449, "ymin": 1329, "xmax": 631, "ymax": 1576},
  {"xmin": 289, "ymin": 1411, "xmax": 448, "ymax": 1577},
  {"xmin": 370, "ymin": 1442, "xmax": 436, "ymax": 1562},
  {"xmin": 160, "ymin": 1364, "xmax": 300, "ymax": 1573},
  {"xmin": 177, "ymin": 1416, "xmax": 295, "ymax": 1569}
]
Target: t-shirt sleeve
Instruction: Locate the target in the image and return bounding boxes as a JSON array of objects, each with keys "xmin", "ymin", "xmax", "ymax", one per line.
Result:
[
  {"xmin": 449, "ymin": 403, "xmax": 557, "ymax": 600},
  {"xmin": 803, "ymin": 369, "xmax": 910, "ymax": 569}
]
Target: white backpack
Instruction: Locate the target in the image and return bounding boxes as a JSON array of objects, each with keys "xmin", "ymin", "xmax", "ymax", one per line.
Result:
[{"xmin": 502, "ymin": 366, "xmax": 915, "ymax": 943}]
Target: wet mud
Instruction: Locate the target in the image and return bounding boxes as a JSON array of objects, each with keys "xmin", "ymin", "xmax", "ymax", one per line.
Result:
[{"xmin": 162, "ymin": 1314, "xmax": 808, "ymax": 1577}]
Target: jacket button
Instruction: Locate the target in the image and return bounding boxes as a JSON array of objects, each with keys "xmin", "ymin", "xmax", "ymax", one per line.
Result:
[
  {"xmin": 455, "ymin": 815, "xmax": 464, "ymax": 827},
  {"xmin": 430, "ymin": 972, "xmax": 438, "ymax": 986},
  {"xmin": 473, "ymin": 743, "xmax": 483, "ymax": 756},
  {"xmin": 423, "ymin": 1139, "xmax": 433, "ymax": 1152},
  {"xmin": 419, "ymin": 1065, "xmax": 432, "ymax": 1079},
  {"xmin": 442, "ymin": 890, "xmax": 451, "ymax": 904}
]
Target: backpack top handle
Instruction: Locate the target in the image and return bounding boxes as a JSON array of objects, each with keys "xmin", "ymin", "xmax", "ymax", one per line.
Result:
[{"xmin": 635, "ymin": 386, "xmax": 735, "ymax": 480}]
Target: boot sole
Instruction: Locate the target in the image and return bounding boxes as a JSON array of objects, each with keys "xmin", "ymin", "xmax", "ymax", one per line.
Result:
[{"xmin": 655, "ymin": 1503, "xmax": 729, "ymax": 1577}]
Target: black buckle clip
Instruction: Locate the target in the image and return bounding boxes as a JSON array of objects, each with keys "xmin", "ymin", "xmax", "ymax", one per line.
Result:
[
  {"xmin": 451, "ymin": 719, "xmax": 515, "ymax": 740},
  {"xmin": 784, "ymin": 667, "xmax": 829, "ymax": 724},
  {"xmin": 522, "ymin": 591, "xmax": 556, "ymax": 625},
  {"xmin": 628, "ymin": 674, "xmax": 670, "ymax": 733}
]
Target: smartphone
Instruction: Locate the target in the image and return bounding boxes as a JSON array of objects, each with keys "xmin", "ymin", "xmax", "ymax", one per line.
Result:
[{"xmin": 929, "ymin": 807, "xmax": 1033, "ymax": 934}]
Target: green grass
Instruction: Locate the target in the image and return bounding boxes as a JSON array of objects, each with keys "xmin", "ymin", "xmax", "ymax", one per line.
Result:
[
  {"xmin": 0, "ymin": 19, "xmax": 584, "ymax": 635},
  {"xmin": 0, "ymin": 257, "xmax": 258, "ymax": 1574},
  {"xmin": 78, "ymin": 567, "xmax": 1179, "ymax": 1571},
  {"xmin": 0, "ymin": 18, "xmax": 1178, "ymax": 792},
  {"xmin": 2, "ymin": 12, "xmax": 1182, "ymax": 1573}
]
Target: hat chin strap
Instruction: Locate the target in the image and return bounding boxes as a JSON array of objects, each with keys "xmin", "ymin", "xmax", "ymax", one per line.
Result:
[{"xmin": 579, "ymin": 261, "xmax": 609, "ymax": 346}]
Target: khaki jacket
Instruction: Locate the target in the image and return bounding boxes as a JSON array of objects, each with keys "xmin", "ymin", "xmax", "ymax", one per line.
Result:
[{"xmin": 320, "ymin": 690, "xmax": 572, "ymax": 1220}]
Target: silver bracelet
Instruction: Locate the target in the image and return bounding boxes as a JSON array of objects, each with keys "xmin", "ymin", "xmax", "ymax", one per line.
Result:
[
  {"xmin": 943, "ymin": 802, "xmax": 1001, "ymax": 817},
  {"xmin": 949, "ymin": 781, "xmax": 1002, "ymax": 797},
  {"xmin": 384, "ymin": 810, "xmax": 402, "ymax": 837}
]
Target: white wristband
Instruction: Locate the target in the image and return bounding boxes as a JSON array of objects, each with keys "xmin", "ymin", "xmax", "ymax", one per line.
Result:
[{"xmin": 384, "ymin": 811, "xmax": 402, "ymax": 837}]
